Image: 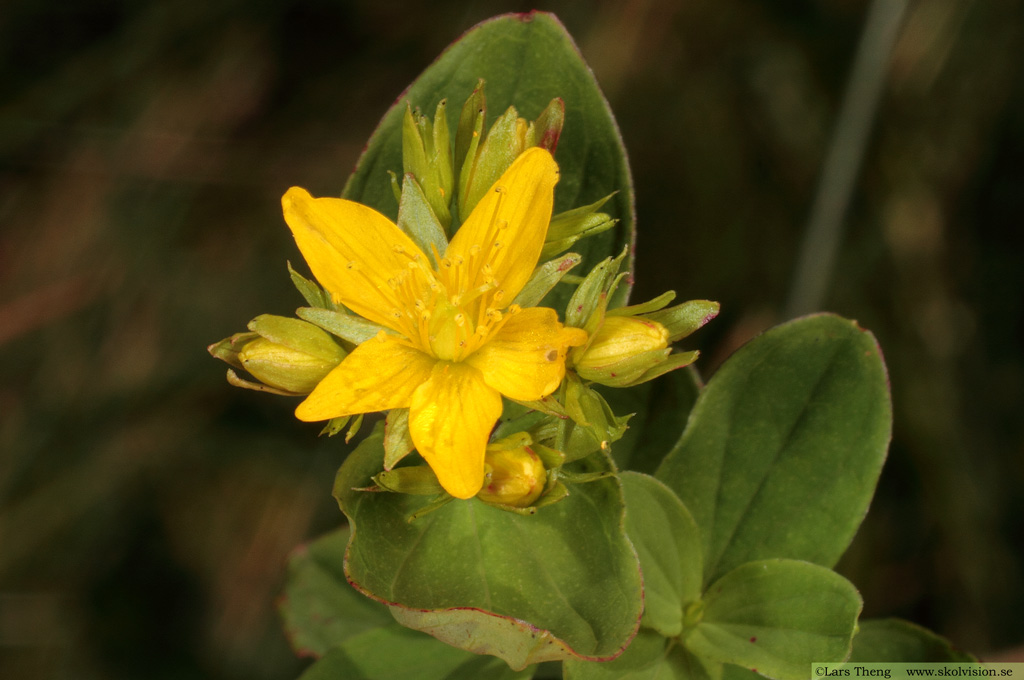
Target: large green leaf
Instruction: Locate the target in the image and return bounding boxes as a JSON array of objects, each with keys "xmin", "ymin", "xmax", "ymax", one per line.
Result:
[
  {"xmin": 280, "ymin": 522, "xmax": 395, "ymax": 655},
  {"xmin": 278, "ymin": 526, "xmax": 393, "ymax": 657},
  {"xmin": 280, "ymin": 528, "xmax": 535, "ymax": 679},
  {"xmin": 657, "ymin": 314, "xmax": 891, "ymax": 583},
  {"xmin": 341, "ymin": 11, "xmax": 634, "ymax": 311},
  {"xmin": 620, "ymin": 472, "xmax": 703, "ymax": 637},
  {"xmin": 298, "ymin": 626, "xmax": 534, "ymax": 680},
  {"xmin": 334, "ymin": 425, "xmax": 642, "ymax": 670},
  {"xmin": 564, "ymin": 629, "xmax": 721, "ymax": 680},
  {"xmin": 685, "ymin": 559, "xmax": 862, "ymax": 680},
  {"xmin": 849, "ymin": 619, "xmax": 974, "ymax": 662}
]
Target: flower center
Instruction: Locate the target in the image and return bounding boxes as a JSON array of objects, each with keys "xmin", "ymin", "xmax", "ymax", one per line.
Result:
[{"xmin": 379, "ymin": 184, "xmax": 523, "ymax": 362}]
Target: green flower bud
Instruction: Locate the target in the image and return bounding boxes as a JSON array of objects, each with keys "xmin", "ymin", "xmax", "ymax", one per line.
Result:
[
  {"xmin": 456, "ymin": 80, "xmax": 564, "ymax": 219},
  {"xmin": 238, "ymin": 337, "xmax": 335, "ymax": 394},
  {"xmin": 477, "ymin": 445, "xmax": 547, "ymax": 508},
  {"xmin": 402, "ymin": 100, "xmax": 453, "ymax": 230},
  {"xmin": 562, "ymin": 250, "xmax": 718, "ymax": 388},
  {"xmin": 210, "ymin": 315, "xmax": 346, "ymax": 395},
  {"xmin": 373, "ymin": 465, "xmax": 445, "ymax": 495}
]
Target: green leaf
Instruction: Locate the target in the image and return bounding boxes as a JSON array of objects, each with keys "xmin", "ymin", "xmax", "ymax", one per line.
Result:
[
  {"xmin": 564, "ymin": 629, "xmax": 721, "ymax": 680},
  {"xmin": 281, "ymin": 527, "xmax": 536, "ymax": 680},
  {"xmin": 334, "ymin": 425, "xmax": 642, "ymax": 670},
  {"xmin": 685, "ymin": 559, "xmax": 862, "ymax": 680},
  {"xmin": 278, "ymin": 526, "xmax": 393, "ymax": 658},
  {"xmin": 341, "ymin": 11, "xmax": 635, "ymax": 311},
  {"xmin": 298, "ymin": 626, "xmax": 535, "ymax": 680},
  {"xmin": 620, "ymin": 472, "xmax": 703, "ymax": 637},
  {"xmin": 657, "ymin": 314, "xmax": 891, "ymax": 583},
  {"xmin": 848, "ymin": 619, "xmax": 974, "ymax": 662}
]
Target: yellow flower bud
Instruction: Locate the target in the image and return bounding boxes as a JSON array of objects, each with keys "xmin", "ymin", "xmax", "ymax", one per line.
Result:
[
  {"xmin": 575, "ymin": 316, "xmax": 669, "ymax": 372},
  {"xmin": 477, "ymin": 445, "xmax": 547, "ymax": 508}
]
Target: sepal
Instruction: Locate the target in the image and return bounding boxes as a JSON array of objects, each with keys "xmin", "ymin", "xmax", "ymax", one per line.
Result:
[
  {"xmin": 511, "ymin": 252, "xmax": 581, "ymax": 308},
  {"xmin": 542, "ymin": 193, "xmax": 617, "ymax": 259},
  {"xmin": 561, "ymin": 374, "xmax": 632, "ymax": 461},
  {"xmin": 396, "ymin": 174, "xmax": 449, "ymax": 264},
  {"xmin": 642, "ymin": 299, "xmax": 720, "ymax": 343}
]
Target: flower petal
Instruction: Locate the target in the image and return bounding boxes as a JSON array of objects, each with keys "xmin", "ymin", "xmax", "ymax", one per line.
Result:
[
  {"xmin": 445, "ymin": 147, "xmax": 558, "ymax": 303},
  {"xmin": 408, "ymin": 362, "xmax": 502, "ymax": 499},
  {"xmin": 282, "ymin": 187, "xmax": 433, "ymax": 333},
  {"xmin": 295, "ymin": 334, "xmax": 435, "ymax": 421},
  {"xmin": 466, "ymin": 307, "xmax": 587, "ymax": 401}
]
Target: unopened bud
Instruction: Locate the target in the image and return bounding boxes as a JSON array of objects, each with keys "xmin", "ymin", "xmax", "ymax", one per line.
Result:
[
  {"xmin": 577, "ymin": 316, "xmax": 669, "ymax": 368},
  {"xmin": 477, "ymin": 445, "xmax": 547, "ymax": 508},
  {"xmin": 373, "ymin": 466, "xmax": 445, "ymax": 495},
  {"xmin": 236, "ymin": 315, "xmax": 345, "ymax": 394}
]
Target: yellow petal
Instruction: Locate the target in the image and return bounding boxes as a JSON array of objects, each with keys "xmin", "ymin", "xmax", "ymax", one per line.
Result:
[
  {"xmin": 295, "ymin": 334, "xmax": 435, "ymax": 421},
  {"xmin": 408, "ymin": 362, "xmax": 502, "ymax": 499},
  {"xmin": 466, "ymin": 307, "xmax": 587, "ymax": 401},
  {"xmin": 445, "ymin": 147, "xmax": 558, "ymax": 302},
  {"xmin": 282, "ymin": 187, "xmax": 433, "ymax": 333}
]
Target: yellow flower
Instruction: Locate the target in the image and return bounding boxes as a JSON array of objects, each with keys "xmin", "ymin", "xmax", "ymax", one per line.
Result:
[{"xmin": 282, "ymin": 148, "xmax": 586, "ymax": 499}]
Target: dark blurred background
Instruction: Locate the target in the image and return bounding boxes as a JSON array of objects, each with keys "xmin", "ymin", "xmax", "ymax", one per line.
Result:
[{"xmin": 1, "ymin": 1, "xmax": 1021, "ymax": 678}]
